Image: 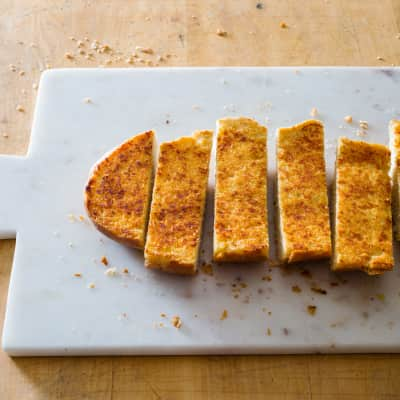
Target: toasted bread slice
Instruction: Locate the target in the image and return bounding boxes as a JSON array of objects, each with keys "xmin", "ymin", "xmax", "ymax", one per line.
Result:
[
  {"xmin": 213, "ymin": 117, "xmax": 269, "ymax": 263},
  {"xmin": 276, "ymin": 120, "xmax": 331, "ymax": 263},
  {"xmin": 389, "ymin": 119, "xmax": 400, "ymax": 240},
  {"xmin": 144, "ymin": 130, "xmax": 213, "ymax": 275},
  {"xmin": 84, "ymin": 131, "xmax": 155, "ymax": 249},
  {"xmin": 332, "ymin": 137, "xmax": 393, "ymax": 275}
]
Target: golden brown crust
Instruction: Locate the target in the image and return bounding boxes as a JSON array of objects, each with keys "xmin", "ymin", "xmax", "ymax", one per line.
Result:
[
  {"xmin": 84, "ymin": 131, "xmax": 154, "ymax": 249},
  {"xmin": 333, "ymin": 137, "xmax": 393, "ymax": 275},
  {"xmin": 213, "ymin": 117, "xmax": 268, "ymax": 262},
  {"xmin": 389, "ymin": 119, "xmax": 400, "ymax": 240},
  {"xmin": 276, "ymin": 120, "xmax": 332, "ymax": 263},
  {"xmin": 144, "ymin": 130, "xmax": 213, "ymax": 275}
]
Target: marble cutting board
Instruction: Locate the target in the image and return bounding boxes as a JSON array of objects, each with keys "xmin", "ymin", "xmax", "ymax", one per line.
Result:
[{"xmin": 1, "ymin": 67, "xmax": 400, "ymax": 356}]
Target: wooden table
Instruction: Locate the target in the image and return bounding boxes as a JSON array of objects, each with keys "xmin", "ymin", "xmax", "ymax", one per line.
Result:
[{"xmin": 1, "ymin": 1, "xmax": 400, "ymax": 398}]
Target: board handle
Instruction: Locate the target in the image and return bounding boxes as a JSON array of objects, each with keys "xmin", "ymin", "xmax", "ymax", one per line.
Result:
[{"xmin": 0, "ymin": 155, "xmax": 27, "ymax": 239}]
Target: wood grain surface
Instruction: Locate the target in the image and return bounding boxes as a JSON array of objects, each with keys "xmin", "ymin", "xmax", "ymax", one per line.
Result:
[{"xmin": 1, "ymin": 0, "xmax": 400, "ymax": 399}]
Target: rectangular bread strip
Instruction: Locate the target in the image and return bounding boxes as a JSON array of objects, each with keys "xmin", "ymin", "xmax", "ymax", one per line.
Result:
[
  {"xmin": 333, "ymin": 137, "xmax": 393, "ymax": 275},
  {"xmin": 276, "ymin": 120, "xmax": 331, "ymax": 263},
  {"xmin": 144, "ymin": 130, "xmax": 213, "ymax": 275},
  {"xmin": 214, "ymin": 117, "xmax": 269, "ymax": 262},
  {"xmin": 389, "ymin": 119, "xmax": 400, "ymax": 240}
]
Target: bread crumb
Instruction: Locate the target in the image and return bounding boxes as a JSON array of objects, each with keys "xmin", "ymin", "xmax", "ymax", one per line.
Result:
[
  {"xmin": 171, "ymin": 315, "xmax": 182, "ymax": 328},
  {"xmin": 73, "ymin": 273, "xmax": 82, "ymax": 277},
  {"xmin": 292, "ymin": 285, "xmax": 302, "ymax": 293},
  {"xmin": 8, "ymin": 64, "xmax": 17, "ymax": 72},
  {"xmin": 160, "ymin": 313, "xmax": 166, "ymax": 317},
  {"xmin": 77, "ymin": 40, "xmax": 84, "ymax": 48},
  {"xmin": 310, "ymin": 107, "xmax": 318, "ymax": 117},
  {"xmin": 376, "ymin": 293, "xmax": 385, "ymax": 302},
  {"xmin": 32, "ymin": 82, "xmax": 38, "ymax": 90},
  {"xmin": 307, "ymin": 305, "xmax": 317, "ymax": 315},
  {"xmin": 2, "ymin": 133, "xmax": 9, "ymax": 138},
  {"xmin": 359, "ymin": 120, "xmax": 368, "ymax": 130},
  {"xmin": 104, "ymin": 267, "xmax": 117, "ymax": 277},
  {"xmin": 136, "ymin": 46, "xmax": 154, "ymax": 54},
  {"xmin": 280, "ymin": 21, "xmax": 288, "ymax": 28},
  {"xmin": 68, "ymin": 213, "xmax": 77, "ymax": 222},
  {"xmin": 356, "ymin": 129, "xmax": 367, "ymax": 137},
  {"xmin": 266, "ymin": 328, "xmax": 271, "ymax": 336},
  {"xmin": 344, "ymin": 115, "xmax": 352, "ymax": 123},
  {"xmin": 101, "ymin": 256, "xmax": 109, "ymax": 266},
  {"xmin": 157, "ymin": 55, "xmax": 165, "ymax": 62},
  {"xmin": 122, "ymin": 268, "xmax": 129, "ymax": 274},
  {"xmin": 201, "ymin": 263, "xmax": 214, "ymax": 276},
  {"xmin": 83, "ymin": 97, "xmax": 92, "ymax": 104},
  {"xmin": 262, "ymin": 275, "xmax": 272, "ymax": 281},
  {"xmin": 311, "ymin": 286, "xmax": 327, "ymax": 295},
  {"xmin": 376, "ymin": 56, "xmax": 384, "ymax": 61},
  {"xmin": 78, "ymin": 49, "xmax": 86, "ymax": 55},
  {"xmin": 79, "ymin": 215, "xmax": 85, "ymax": 221},
  {"xmin": 220, "ymin": 309, "xmax": 228, "ymax": 320},
  {"xmin": 16, "ymin": 105, "xmax": 25, "ymax": 112},
  {"xmin": 216, "ymin": 29, "xmax": 228, "ymax": 37},
  {"xmin": 88, "ymin": 282, "xmax": 96, "ymax": 289},
  {"xmin": 19, "ymin": 70, "xmax": 25, "ymax": 76},
  {"xmin": 64, "ymin": 52, "xmax": 74, "ymax": 60}
]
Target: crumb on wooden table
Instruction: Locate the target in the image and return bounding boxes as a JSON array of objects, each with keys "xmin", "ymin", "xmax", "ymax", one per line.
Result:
[
  {"xmin": 32, "ymin": 82, "xmax": 38, "ymax": 90},
  {"xmin": 307, "ymin": 305, "xmax": 317, "ymax": 315},
  {"xmin": 376, "ymin": 56, "xmax": 384, "ymax": 61},
  {"xmin": 216, "ymin": 29, "xmax": 228, "ymax": 37},
  {"xmin": 280, "ymin": 21, "xmax": 288, "ymax": 28},
  {"xmin": 16, "ymin": 105, "xmax": 25, "ymax": 112},
  {"xmin": 171, "ymin": 315, "xmax": 182, "ymax": 328},
  {"xmin": 64, "ymin": 52, "xmax": 74, "ymax": 60},
  {"xmin": 101, "ymin": 256, "xmax": 109, "ymax": 266},
  {"xmin": 220, "ymin": 309, "xmax": 228, "ymax": 320},
  {"xmin": 19, "ymin": 70, "xmax": 25, "ymax": 76},
  {"xmin": 136, "ymin": 46, "xmax": 154, "ymax": 54}
]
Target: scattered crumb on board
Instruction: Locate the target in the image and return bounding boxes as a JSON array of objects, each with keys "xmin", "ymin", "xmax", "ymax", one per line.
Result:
[
  {"xmin": 171, "ymin": 315, "xmax": 182, "ymax": 328},
  {"xmin": 220, "ymin": 309, "xmax": 228, "ymax": 320}
]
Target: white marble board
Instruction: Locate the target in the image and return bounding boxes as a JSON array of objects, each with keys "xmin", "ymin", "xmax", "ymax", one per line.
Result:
[{"xmin": 2, "ymin": 67, "xmax": 400, "ymax": 356}]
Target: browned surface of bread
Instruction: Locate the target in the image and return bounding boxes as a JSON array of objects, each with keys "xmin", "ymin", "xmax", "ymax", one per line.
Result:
[
  {"xmin": 144, "ymin": 130, "xmax": 213, "ymax": 275},
  {"xmin": 213, "ymin": 117, "xmax": 269, "ymax": 263},
  {"xmin": 84, "ymin": 131, "xmax": 154, "ymax": 249},
  {"xmin": 276, "ymin": 120, "xmax": 331, "ymax": 263},
  {"xmin": 389, "ymin": 119, "xmax": 400, "ymax": 240},
  {"xmin": 333, "ymin": 137, "xmax": 393, "ymax": 275}
]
